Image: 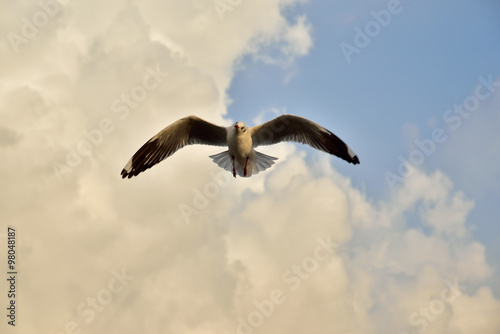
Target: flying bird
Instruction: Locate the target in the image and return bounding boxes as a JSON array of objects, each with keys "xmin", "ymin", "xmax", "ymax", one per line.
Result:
[{"xmin": 121, "ymin": 114, "xmax": 359, "ymax": 179}]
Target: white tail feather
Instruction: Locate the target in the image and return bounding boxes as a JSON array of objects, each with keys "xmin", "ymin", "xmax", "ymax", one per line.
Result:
[
  {"xmin": 209, "ymin": 150, "xmax": 233, "ymax": 172},
  {"xmin": 209, "ymin": 150, "xmax": 278, "ymax": 177},
  {"xmin": 252, "ymin": 151, "xmax": 278, "ymax": 175}
]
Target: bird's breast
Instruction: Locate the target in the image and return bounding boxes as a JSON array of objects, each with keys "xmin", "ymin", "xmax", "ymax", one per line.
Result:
[{"xmin": 228, "ymin": 133, "xmax": 253, "ymax": 159}]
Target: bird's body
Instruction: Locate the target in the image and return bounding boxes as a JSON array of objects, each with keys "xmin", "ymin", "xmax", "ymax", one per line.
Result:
[
  {"xmin": 121, "ymin": 115, "xmax": 359, "ymax": 179},
  {"xmin": 227, "ymin": 122, "xmax": 252, "ymax": 160},
  {"xmin": 219, "ymin": 121, "xmax": 276, "ymax": 177}
]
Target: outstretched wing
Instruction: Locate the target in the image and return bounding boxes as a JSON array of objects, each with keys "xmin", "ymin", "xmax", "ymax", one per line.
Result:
[
  {"xmin": 250, "ymin": 114, "xmax": 359, "ymax": 164},
  {"xmin": 121, "ymin": 116, "xmax": 227, "ymax": 178}
]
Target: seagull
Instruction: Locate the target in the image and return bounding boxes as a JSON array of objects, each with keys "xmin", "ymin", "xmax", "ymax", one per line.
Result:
[{"xmin": 121, "ymin": 114, "xmax": 359, "ymax": 179}]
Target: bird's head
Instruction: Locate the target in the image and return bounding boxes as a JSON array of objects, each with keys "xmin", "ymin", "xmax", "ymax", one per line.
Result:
[{"xmin": 233, "ymin": 121, "xmax": 247, "ymax": 134}]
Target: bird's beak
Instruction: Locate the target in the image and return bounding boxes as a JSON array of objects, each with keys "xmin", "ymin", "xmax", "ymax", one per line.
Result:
[{"xmin": 234, "ymin": 124, "xmax": 239, "ymax": 129}]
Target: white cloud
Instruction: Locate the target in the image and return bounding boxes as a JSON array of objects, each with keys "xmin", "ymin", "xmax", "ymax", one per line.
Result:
[
  {"xmin": 449, "ymin": 287, "xmax": 500, "ymax": 334},
  {"xmin": 281, "ymin": 15, "xmax": 313, "ymax": 57}
]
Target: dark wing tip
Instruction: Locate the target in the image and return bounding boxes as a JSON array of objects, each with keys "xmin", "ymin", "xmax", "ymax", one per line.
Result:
[
  {"xmin": 121, "ymin": 169, "xmax": 130, "ymax": 179},
  {"xmin": 121, "ymin": 166, "xmax": 147, "ymax": 179},
  {"xmin": 323, "ymin": 130, "xmax": 360, "ymax": 165},
  {"xmin": 120, "ymin": 163, "xmax": 152, "ymax": 179},
  {"xmin": 120, "ymin": 138, "xmax": 163, "ymax": 179},
  {"xmin": 121, "ymin": 168, "xmax": 136, "ymax": 179}
]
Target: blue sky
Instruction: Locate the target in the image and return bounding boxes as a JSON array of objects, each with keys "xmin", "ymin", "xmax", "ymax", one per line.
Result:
[{"xmin": 227, "ymin": 0, "xmax": 500, "ymax": 294}]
